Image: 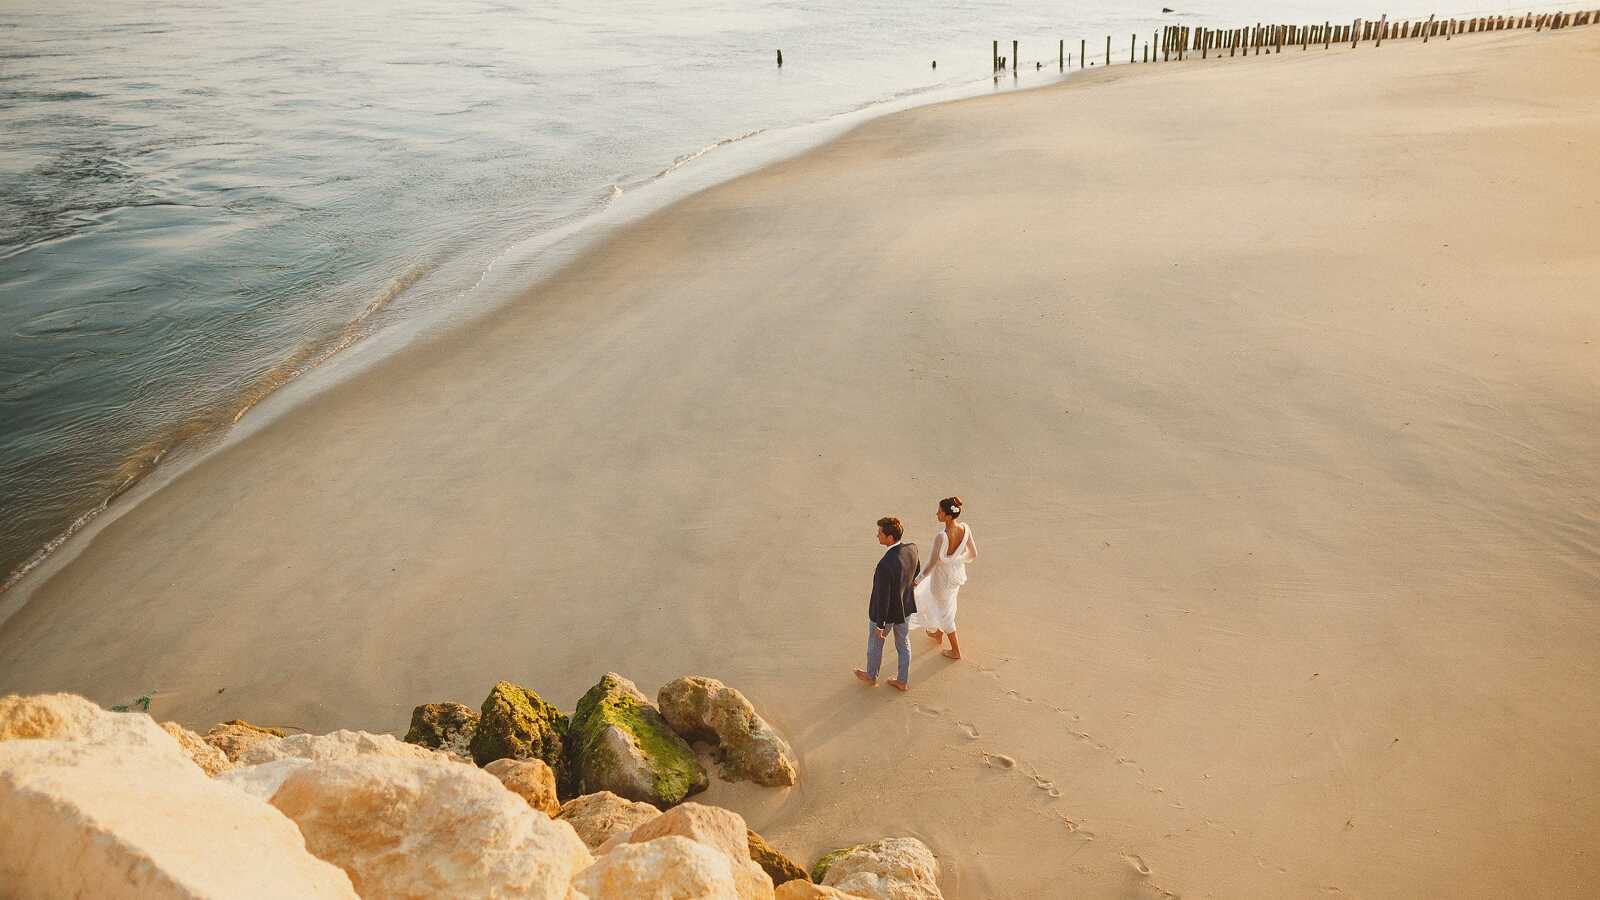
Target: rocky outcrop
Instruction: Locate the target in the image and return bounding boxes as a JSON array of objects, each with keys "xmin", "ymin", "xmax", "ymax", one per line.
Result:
[
  {"xmin": 485, "ymin": 757, "xmax": 560, "ymax": 816},
  {"xmin": 203, "ymin": 719, "xmax": 287, "ymax": 762},
  {"xmin": 470, "ymin": 681, "xmax": 571, "ymax": 790},
  {"xmin": 658, "ymin": 676, "xmax": 797, "ymax": 787},
  {"xmin": 557, "ymin": 790, "xmax": 663, "ymax": 850},
  {"xmin": 814, "ymin": 838, "xmax": 941, "ymax": 900},
  {"xmin": 0, "ymin": 693, "xmax": 176, "ymax": 754},
  {"xmin": 617, "ymin": 802, "xmax": 774, "ymax": 897},
  {"xmin": 570, "ymin": 836, "xmax": 739, "ymax": 899},
  {"xmin": 236, "ymin": 728, "xmax": 453, "ymax": 767},
  {"xmin": 267, "ymin": 755, "xmax": 592, "ymax": 899},
  {"xmin": 403, "ymin": 701, "xmax": 479, "ymax": 757},
  {"xmin": 0, "ymin": 738, "xmax": 356, "ymax": 899},
  {"xmin": 569, "ymin": 673, "xmax": 706, "ymax": 808},
  {"xmin": 776, "ymin": 883, "xmax": 867, "ymax": 899},
  {"xmin": 160, "ymin": 721, "xmax": 233, "ymax": 776},
  {"xmin": 749, "ymin": 829, "xmax": 810, "ymax": 886}
]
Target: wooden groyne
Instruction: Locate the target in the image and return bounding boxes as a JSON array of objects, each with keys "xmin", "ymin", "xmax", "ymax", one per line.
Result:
[{"xmin": 991, "ymin": 8, "xmax": 1596, "ymax": 74}]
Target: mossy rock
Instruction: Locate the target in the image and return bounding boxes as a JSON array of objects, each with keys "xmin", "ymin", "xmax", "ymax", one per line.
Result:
[
  {"xmin": 749, "ymin": 828, "xmax": 809, "ymax": 885},
  {"xmin": 810, "ymin": 846, "xmax": 856, "ymax": 884},
  {"xmin": 568, "ymin": 672, "xmax": 707, "ymax": 809},
  {"xmin": 469, "ymin": 681, "xmax": 571, "ymax": 793},
  {"xmin": 404, "ymin": 702, "xmax": 479, "ymax": 758}
]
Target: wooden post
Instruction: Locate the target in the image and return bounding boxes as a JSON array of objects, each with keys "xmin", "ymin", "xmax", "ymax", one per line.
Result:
[
  {"xmin": 1424, "ymin": 13, "xmax": 1435, "ymax": 42},
  {"xmin": 1143, "ymin": 43, "xmax": 1148, "ymax": 63},
  {"xmin": 993, "ymin": 39, "xmax": 998, "ymax": 72},
  {"xmin": 1325, "ymin": 20, "xmax": 1332, "ymax": 48},
  {"xmin": 776, "ymin": 49, "xmax": 783, "ymax": 66},
  {"xmin": 1012, "ymin": 40, "xmax": 1018, "ymax": 74},
  {"xmin": 1081, "ymin": 38, "xmax": 1086, "ymax": 68},
  {"xmin": 1375, "ymin": 14, "xmax": 1386, "ymax": 47},
  {"xmin": 1201, "ymin": 28, "xmax": 1207, "ymax": 58},
  {"xmin": 1107, "ymin": 34, "xmax": 1111, "ymax": 66},
  {"xmin": 1132, "ymin": 33, "xmax": 1137, "ymax": 63},
  {"xmin": 1060, "ymin": 39, "xmax": 1064, "ymax": 71}
]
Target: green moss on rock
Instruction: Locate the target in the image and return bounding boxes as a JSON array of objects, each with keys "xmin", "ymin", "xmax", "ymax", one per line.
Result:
[
  {"xmin": 469, "ymin": 681, "xmax": 571, "ymax": 793},
  {"xmin": 568, "ymin": 672, "xmax": 707, "ymax": 809},
  {"xmin": 810, "ymin": 846, "xmax": 856, "ymax": 884}
]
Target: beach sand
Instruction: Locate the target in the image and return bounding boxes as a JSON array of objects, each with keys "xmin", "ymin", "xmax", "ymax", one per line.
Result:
[{"xmin": 3, "ymin": 24, "xmax": 1598, "ymax": 898}]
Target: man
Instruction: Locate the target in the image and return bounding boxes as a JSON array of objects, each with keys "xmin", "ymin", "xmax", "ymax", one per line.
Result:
[{"xmin": 854, "ymin": 516, "xmax": 921, "ymax": 691}]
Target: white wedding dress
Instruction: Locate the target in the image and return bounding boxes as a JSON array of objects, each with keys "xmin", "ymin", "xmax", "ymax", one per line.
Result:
[{"xmin": 909, "ymin": 524, "xmax": 975, "ymax": 634}]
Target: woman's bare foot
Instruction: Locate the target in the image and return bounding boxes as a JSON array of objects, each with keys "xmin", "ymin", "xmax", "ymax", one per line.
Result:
[
  {"xmin": 854, "ymin": 669, "xmax": 877, "ymax": 686},
  {"xmin": 887, "ymin": 679, "xmax": 909, "ymax": 692},
  {"xmin": 941, "ymin": 649, "xmax": 962, "ymax": 660},
  {"xmin": 925, "ymin": 629, "xmax": 944, "ymax": 643}
]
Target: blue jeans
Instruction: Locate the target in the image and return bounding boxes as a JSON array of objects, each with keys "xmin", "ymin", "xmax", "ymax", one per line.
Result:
[{"xmin": 865, "ymin": 622, "xmax": 911, "ymax": 684}]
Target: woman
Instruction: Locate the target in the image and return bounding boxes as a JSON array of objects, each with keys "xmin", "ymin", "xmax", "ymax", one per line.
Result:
[{"xmin": 910, "ymin": 496, "xmax": 977, "ymax": 660}]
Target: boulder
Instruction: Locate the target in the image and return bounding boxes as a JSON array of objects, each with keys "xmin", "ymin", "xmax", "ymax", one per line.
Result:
[
  {"xmin": 485, "ymin": 757, "xmax": 560, "ymax": 816},
  {"xmin": 236, "ymin": 729, "xmax": 454, "ymax": 767},
  {"xmin": 403, "ymin": 701, "xmax": 479, "ymax": 757},
  {"xmin": 658, "ymin": 676, "xmax": 797, "ymax": 787},
  {"xmin": 217, "ymin": 758, "xmax": 312, "ymax": 800},
  {"xmin": 613, "ymin": 802, "xmax": 773, "ymax": 899},
  {"xmin": 160, "ymin": 721, "xmax": 233, "ymax": 776},
  {"xmin": 204, "ymin": 720, "xmax": 287, "ymax": 762},
  {"xmin": 776, "ymin": 884, "xmax": 867, "ymax": 900},
  {"xmin": 469, "ymin": 681, "xmax": 571, "ymax": 791},
  {"xmin": 750, "ymin": 828, "xmax": 810, "ymax": 885},
  {"xmin": 814, "ymin": 838, "xmax": 942, "ymax": 900},
  {"xmin": 0, "ymin": 739, "xmax": 355, "ymax": 899},
  {"xmin": 267, "ymin": 755, "xmax": 591, "ymax": 899},
  {"xmin": 557, "ymin": 790, "xmax": 662, "ymax": 850},
  {"xmin": 569, "ymin": 673, "xmax": 706, "ymax": 808},
  {"xmin": 0, "ymin": 693, "xmax": 178, "ymax": 756},
  {"xmin": 569, "ymin": 835, "xmax": 738, "ymax": 900}
]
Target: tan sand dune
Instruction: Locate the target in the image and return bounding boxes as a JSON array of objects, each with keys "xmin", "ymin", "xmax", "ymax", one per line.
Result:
[{"xmin": 3, "ymin": 25, "xmax": 1598, "ymax": 898}]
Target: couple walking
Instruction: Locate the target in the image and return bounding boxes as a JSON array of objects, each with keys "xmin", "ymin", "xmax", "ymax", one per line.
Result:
[{"xmin": 854, "ymin": 496, "xmax": 978, "ymax": 692}]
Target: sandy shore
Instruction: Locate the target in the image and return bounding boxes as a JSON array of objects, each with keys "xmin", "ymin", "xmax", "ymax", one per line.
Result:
[{"xmin": 5, "ymin": 24, "xmax": 1599, "ymax": 898}]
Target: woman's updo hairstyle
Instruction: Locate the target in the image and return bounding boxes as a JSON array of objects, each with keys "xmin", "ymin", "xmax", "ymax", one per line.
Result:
[{"xmin": 939, "ymin": 496, "xmax": 963, "ymax": 518}]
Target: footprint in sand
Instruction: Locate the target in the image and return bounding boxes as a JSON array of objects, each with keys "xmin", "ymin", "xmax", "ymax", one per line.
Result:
[
  {"xmin": 1123, "ymin": 853, "xmax": 1152, "ymax": 876},
  {"xmin": 956, "ymin": 720, "xmax": 980, "ymax": 739},
  {"xmin": 982, "ymin": 751, "xmax": 1016, "ymax": 769}
]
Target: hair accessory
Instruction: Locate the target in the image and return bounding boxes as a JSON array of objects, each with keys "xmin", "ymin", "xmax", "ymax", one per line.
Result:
[{"xmin": 949, "ymin": 505, "xmax": 960, "ymax": 515}]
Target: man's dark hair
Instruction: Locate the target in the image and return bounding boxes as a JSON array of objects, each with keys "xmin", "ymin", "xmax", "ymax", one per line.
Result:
[{"xmin": 877, "ymin": 517, "xmax": 904, "ymax": 541}]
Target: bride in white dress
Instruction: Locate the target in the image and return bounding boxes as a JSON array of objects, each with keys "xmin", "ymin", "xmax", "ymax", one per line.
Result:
[{"xmin": 910, "ymin": 496, "xmax": 977, "ymax": 660}]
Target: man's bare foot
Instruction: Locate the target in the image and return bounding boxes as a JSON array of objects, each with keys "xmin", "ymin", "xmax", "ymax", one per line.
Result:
[
  {"xmin": 887, "ymin": 679, "xmax": 909, "ymax": 692},
  {"xmin": 942, "ymin": 649, "xmax": 962, "ymax": 660},
  {"xmin": 854, "ymin": 669, "xmax": 877, "ymax": 686}
]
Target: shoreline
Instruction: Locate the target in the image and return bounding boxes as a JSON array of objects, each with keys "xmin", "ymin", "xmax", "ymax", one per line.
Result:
[{"xmin": 4, "ymin": 23, "xmax": 1599, "ymax": 897}]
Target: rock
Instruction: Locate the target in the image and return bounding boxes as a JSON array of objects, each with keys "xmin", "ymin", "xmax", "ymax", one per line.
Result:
[
  {"xmin": 750, "ymin": 828, "xmax": 810, "ymax": 886},
  {"xmin": 217, "ymin": 758, "xmax": 313, "ymax": 800},
  {"xmin": 267, "ymin": 755, "xmax": 591, "ymax": 899},
  {"xmin": 160, "ymin": 721, "xmax": 233, "ymax": 776},
  {"xmin": 469, "ymin": 681, "xmax": 571, "ymax": 790},
  {"xmin": 570, "ymin": 836, "xmax": 738, "ymax": 900},
  {"xmin": 0, "ymin": 692, "xmax": 178, "ymax": 757},
  {"xmin": 815, "ymin": 838, "xmax": 941, "ymax": 900},
  {"xmin": 557, "ymin": 790, "xmax": 662, "ymax": 850},
  {"xmin": 569, "ymin": 672, "xmax": 706, "ymax": 808},
  {"xmin": 658, "ymin": 675, "xmax": 797, "ymax": 787},
  {"xmin": 236, "ymin": 728, "xmax": 454, "ymax": 767},
  {"xmin": 204, "ymin": 719, "xmax": 287, "ymax": 762},
  {"xmin": 616, "ymin": 802, "xmax": 774, "ymax": 899},
  {"xmin": 403, "ymin": 701, "xmax": 479, "ymax": 757},
  {"xmin": 776, "ymin": 883, "xmax": 867, "ymax": 900},
  {"xmin": 0, "ymin": 739, "xmax": 355, "ymax": 899},
  {"xmin": 485, "ymin": 757, "xmax": 561, "ymax": 816}
]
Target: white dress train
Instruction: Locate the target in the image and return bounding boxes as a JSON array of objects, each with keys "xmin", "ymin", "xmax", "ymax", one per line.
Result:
[{"xmin": 909, "ymin": 524, "xmax": 975, "ymax": 634}]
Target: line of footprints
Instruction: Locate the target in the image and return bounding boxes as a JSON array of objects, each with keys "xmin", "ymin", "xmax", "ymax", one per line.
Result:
[{"xmin": 910, "ymin": 658, "xmax": 1292, "ymax": 897}]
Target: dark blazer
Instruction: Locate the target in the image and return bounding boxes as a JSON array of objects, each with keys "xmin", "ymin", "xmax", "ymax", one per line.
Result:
[{"xmin": 868, "ymin": 542, "xmax": 921, "ymax": 627}]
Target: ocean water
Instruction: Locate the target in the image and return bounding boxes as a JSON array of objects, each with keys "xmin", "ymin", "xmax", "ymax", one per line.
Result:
[{"xmin": 0, "ymin": 0, "xmax": 1570, "ymax": 587}]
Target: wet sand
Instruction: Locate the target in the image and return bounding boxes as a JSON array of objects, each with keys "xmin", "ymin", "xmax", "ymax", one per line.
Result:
[{"xmin": 3, "ymin": 25, "xmax": 1598, "ymax": 898}]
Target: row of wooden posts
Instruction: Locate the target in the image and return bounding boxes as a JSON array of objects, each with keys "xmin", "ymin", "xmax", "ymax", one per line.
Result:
[{"xmin": 991, "ymin": 8, "xmax": 1598, "ymax": 72}]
